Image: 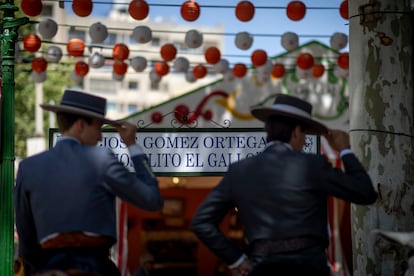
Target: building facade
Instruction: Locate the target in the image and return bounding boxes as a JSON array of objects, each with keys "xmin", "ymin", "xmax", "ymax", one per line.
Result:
[{"xmin": 39, "ymin": 2, "xmax": 224, "ymax": 119}]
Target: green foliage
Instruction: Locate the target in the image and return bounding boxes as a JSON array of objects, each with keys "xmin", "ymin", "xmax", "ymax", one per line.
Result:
[
  {"xmin": 14, "ymin": 61, "xmax": 73, "ymax": 158},
  {"xmin": 14, "ymin": 67, "xmax": 35, "ymax": 158},
  {"xmin": 10, "ymin": 2, "xmax": 87, "ymax": 158},
  {"xmin": 11, "ymin": 3, "xmax": 80, "ymax": 158}
]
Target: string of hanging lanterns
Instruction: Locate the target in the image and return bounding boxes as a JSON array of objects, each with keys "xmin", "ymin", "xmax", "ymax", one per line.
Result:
[
  {"xmin": 23, "ymin": 31, "xmax": 349, "ymax": 83},
  {"xmin": 21, "ymin": 0, "xmax": 350, "ymax": 83}
]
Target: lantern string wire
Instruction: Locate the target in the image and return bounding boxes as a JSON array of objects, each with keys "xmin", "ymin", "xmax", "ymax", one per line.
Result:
[
  {"xmin": 29, "ymin": 38, "xmax": 342, "ymax": 57},
  {"xmin": 349, "ymin": 129, "xmax": 414, "ymax": 140},
  {"xmin": 44, "ymin": 0, "xmax": 340, "ymax": 10},
  {"xmin": 32, "ymin": 21, "xmax": 335, "ymax": 38}
]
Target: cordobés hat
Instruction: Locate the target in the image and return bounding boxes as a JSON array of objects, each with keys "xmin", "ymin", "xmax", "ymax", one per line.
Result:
[
  {"xmin": 40, "ymin": 89, "xmax": 120, "ymax": 126},
  {"xmin": 250, "ymin": 94, "xmax": 328, "ymax": 135}
]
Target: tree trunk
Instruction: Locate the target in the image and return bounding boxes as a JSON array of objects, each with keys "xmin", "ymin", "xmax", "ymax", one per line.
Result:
[{"xmin": 349, "ymin": 0, "xmax": 414, "ymax": 275}]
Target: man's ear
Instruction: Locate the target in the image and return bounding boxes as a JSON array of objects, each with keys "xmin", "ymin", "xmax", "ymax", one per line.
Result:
[
  {"xmin": 74, "ymin": 118, "xmax": 85, "ymax": 131},
  {"xmin": 292, "ymin": 125, "xmax": 301, "ymax": 138}
]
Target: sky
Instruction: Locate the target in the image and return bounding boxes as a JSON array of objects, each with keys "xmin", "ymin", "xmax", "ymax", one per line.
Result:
[{"xmin": 67, "ymin": 0, "xmax": 349, "ymax": 65}]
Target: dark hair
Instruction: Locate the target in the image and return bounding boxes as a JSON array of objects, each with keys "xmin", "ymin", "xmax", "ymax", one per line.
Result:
[
  {"xmin": 265, "ymin": 115, "xmax": 306, "ymax": 143},
  {"xmin": 56, "ymin": 112, "xmax": 94, "ymax": 132}
]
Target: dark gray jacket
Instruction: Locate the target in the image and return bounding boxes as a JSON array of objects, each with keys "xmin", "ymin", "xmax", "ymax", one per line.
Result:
[
  {"xmin": 15, "ymin": 138, "xmax": 163, "ymax": 266},
  {"xmin": 191, "ymin": 142, "xmax": 377, "ymax": 266}
]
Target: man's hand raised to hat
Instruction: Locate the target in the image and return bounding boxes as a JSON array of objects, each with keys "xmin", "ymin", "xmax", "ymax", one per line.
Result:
[
  {"xmin": 114, "ymin": 122, "xmax": 137, "ymax": 147},
  {"xmin": 324, "ymin": 129, "xmax": 351, "ymax": 152}
]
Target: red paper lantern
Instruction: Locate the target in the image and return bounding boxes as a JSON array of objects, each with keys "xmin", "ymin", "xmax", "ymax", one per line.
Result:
[
  {"xmin": 204, "ymin": 47, "xmax": 221, "ymax": 64},
  {"xmin": 160, "ymin": 44, "xmax": 177, "ymax": 62},
  {"xmin": 193, "ymin": 64, "xmax": 207, "ymax": 79},
  {"xmin": 297, "ymin": 53, "xmax": 314, "ymax": 70},
  {"xmin": 151, "ymin": 111, "xmax": 163, "ymax": 123},
  {"xmin": 312, "ymin": 63, "xmax": 325, "ymax": 78},
  {"xmin": 271, "ymin": 63, "xmax": 286, "ymax": 78},
  {"xmin": 235, "ymin": 1, "xmax": 255, "ymax": 22},
  {"xmin": 112, "ymin": 43, "xmax": 130, "ymax": 61},
  {"xmin": 181, "ymin": 1, "xmax": 200, "ymax": 22},
  {"xmin": 233, "ymin": 63, "xmax": 247, "ymax": 78},
  {"xmin": 251, "ymin": 49, "xmax": 268, "ymax": 67},
  {"xmin": 128, "ymin": 0, "xmax": 149, "ymax": 20},
  {"xmin": 154, "ymin": 61, "xmax": 170, "ymax": 76},
  {"xmin": 23, "ymin": 34, "xmax": 41, "ymax": 52},
  {"xmin": 113, "ymin": 61, "xmax": 128, "ymax": 75},
  {"xmin": 72, "ymin": 0, "xmax": 93, "ymax": 17},
  {"xmin": 67, "ymin": 38, "xmax": 85, "ymax": 57},
  {"xmin": 339, "ymin": 0, "xmax": 349, "ymax": 20},
  {"xmin": 337, "ymin": 52, "xmax": 349, "ymax": 69},
  {"xmin": 31, "ymin": 57, "xmax": 47, "ymax": 73},
  {"xmin": 174, "ymin": 104, "xmax": 190, "ymax": 124},
  {"xmin": 203, "ymin": 110, "xmax": 213, "ymax": 120},
  {"xmin": 286, "ymin": 1, "xmax": 306, "ymax": 21},
  {"xmin": 75, "ymin": 61, "xmax": 89, "ymax": 77},
  {"xmin": 21, "ymin": 0, "xmax": 43, "ymax": 17}
]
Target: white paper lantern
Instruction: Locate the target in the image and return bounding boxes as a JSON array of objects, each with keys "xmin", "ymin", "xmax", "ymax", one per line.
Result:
[
  {"xmin": 185, "ymin": 70, "xmax": 196, "ymax": 83},
  {"xmin": 330, "ymin": 32, "xmax": 348, "ymax": 51},
  {"xmin": 173, "ymin": 57, "xmax": 190, "ymax": 72},
  {"xmin": 89, "ymin": 52, "xmax": 105, "ymax": 68},
  {"xmin": 281, "ymin": 32, "xmax": 299, "ymax": 51},
  {"xmin": 130, "ymin": 56, "xmax": 147, "ymax": 72},
  {"xmin": 32, "ymin": 71, "xmax": 47, "ymax": 83},
  {"xmin": 38, "ymin": 18, "xmax": 58, "ymax": 39},
  {"xmin": 184, "ymin": 29, "xmax": 203, "ymax": 49},
  {"xmin": 235, "ymin": 31, "xmax": 253, "ymax": 50},
  {"xmin": 70, "ymin": 70, "xmax": 83, "ymax": 83},
  {"xmin": 45, "ymin": 46, "xmax": 62, "ymax": 63},
  {"xmin": 132, "ymin": 26, "xmax": 152, "ymax": 44},
  {"xmin": 89, "ymin": 22, "xmax": 108, "ymax": 44},
  {"xmin": 213, "ymin": 59, "xmax": 229, "ymax": 74},
  {"xmin": 149, "ymin": 70, "xmax": 161, "ymax": 83},
  {"xmin": 112, "ymin": 72, "xmax": 125, "ymax": 81}
]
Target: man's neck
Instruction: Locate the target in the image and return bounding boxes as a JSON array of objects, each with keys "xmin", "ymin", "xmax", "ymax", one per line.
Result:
[{"xmin": 266, "ymin": 140, "xmax": 293, "ymax": 151}]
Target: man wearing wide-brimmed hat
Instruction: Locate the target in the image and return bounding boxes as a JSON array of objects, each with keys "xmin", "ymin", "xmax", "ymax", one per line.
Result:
[
  {"xmin": 14, "ymin": 90, "xmax": 164, "ymax": 275},
  {"xmin": 191, "ymin": 94, "xmax": 377, "ymax": 276}
]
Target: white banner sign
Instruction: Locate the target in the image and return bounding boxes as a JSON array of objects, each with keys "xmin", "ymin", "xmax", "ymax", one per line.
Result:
[{"xmin": 51, "ymin": 129, "xmax": 319, "ymax": 176}]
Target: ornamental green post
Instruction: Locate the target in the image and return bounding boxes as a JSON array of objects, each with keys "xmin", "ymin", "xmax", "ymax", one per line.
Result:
[{"xmin": 0, "ymin": 1, "xmax": 28, "ymax": 275}]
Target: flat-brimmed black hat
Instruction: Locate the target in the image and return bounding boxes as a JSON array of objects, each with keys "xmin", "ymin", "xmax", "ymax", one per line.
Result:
[
  {"xmin": 251, "ymin": 94, "xmax": 328, "ymax": 135},
  {"xmin": 40, "ymin": 89, "xmax": 121, "ymax": 126}
]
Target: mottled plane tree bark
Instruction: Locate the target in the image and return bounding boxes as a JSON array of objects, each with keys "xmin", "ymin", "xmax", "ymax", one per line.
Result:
[{"xmin": 349, "ymin": 0, "xmax": 414, "ymax": 275}]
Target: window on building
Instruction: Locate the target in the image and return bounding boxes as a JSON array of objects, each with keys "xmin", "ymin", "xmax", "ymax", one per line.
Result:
[
  {"xmin": 128, "ymin": 81, "xmax": 139, "ymax": 90},
  {"xmin": 117, "ymin": 6, "xmax": 128, "ymax": 14},
  {"xmin": 149, "ymin": 60, "xmax": 159, "ymax": 70},
  {"xmin": 150, "ymin": 81, "xmax": 160, "ymax": 91},
  {"xmin": 129, "ymin": 35, "xmax": 138, "ymax": 45},
  {"xmin": 68, "ymin": 28, "xmax": 86, "ymax": 41},
  {"xmin": 103, "ymin": 33, "xmax": 117, "ymax": 45},
  {"xmin": 41, "ymin": 4, "xmax": 53, "ymax": 16},
  {"xmin": 174, "ymin": 41, "xmax": 187, "ymax": 51},
  {"xmin": 128, "ymin": 104, "xmax": 138, "ymax": 113},
  {"xmin": 161, "ymin": 83, "xmax": 169, "ymax": 91},
  {"xmin": 151, "ymin": 37, "xmax": 160, "ymax": 47},
  {"xmin": 107, "ymin": 102, "xmax": 117, "ymax": 112},
  {"xmin": 89, "ymin": 78, "xmax": 117, "ymax": 93}
]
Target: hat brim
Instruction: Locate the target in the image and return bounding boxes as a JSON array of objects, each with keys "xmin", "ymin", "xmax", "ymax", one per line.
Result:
[
  {"xmin": 40, "ymin": 104, "xmax": 122, "ymax": 127},
  {"xmin": 251, "ymin": 107, "xmax": 328, "ymax": 135}
]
